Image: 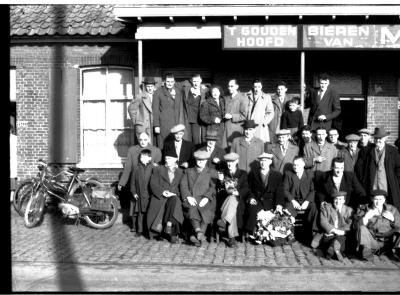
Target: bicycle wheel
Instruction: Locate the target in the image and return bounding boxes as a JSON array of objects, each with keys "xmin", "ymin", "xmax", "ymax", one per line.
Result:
[
  {"xmin": 24, "ymin": 188, "xmax": 46, "ymax": 228},
  {"xmin": 13, "ymin": 179, "xmax": 34, "ymax": 216}
]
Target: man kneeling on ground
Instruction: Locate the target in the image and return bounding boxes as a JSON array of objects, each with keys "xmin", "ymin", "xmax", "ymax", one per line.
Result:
[
  {"xmin": 354, "ymin": 189, "xmax": 400, "ymax": 261},
  {"xmin": 311, "ymin": 191, "xmax": 353, "ymax": 261}
]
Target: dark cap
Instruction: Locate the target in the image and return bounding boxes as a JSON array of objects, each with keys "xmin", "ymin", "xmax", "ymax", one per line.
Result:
[
  {"xmin": 205, "ymin": 130, "xmax": 218, "ymax": 141},
  {"xmin": 370, "ymin": 189, "xmax": 387, "ymax": 197},
  {"xmin": 373, "ymin": 126, "xmax": 390, "ymax": 139},
  {"xmin": 242, "ymin": 119, "xmax": 258, "ymax": 129},
  {"xmin": 331, "ymin": 191, "xmax": 347, "ymax": 198},
  {"xmin": 143, "ymin": 77, "xmax": 156, "ymax": 85},
  {"xmin": 164, "ymin": 148, "xmax": 178, "ymax": 159}
]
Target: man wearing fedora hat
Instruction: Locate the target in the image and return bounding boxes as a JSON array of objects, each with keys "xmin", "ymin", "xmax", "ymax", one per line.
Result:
[
  {"xmin": 358, "ymin": 126, "xmax": 400, "ymax": 210},
  {"xmin": 231, "ymin": 119, "xmax": 265, "ymax": 173},
  {"xmin": 180, "ymin": 150, "xmax": 218, "ymax": 247},
  {"xmin": 128, "ymin": 77, "xmax": 157, "ymax": 144},
  {"xmin": 198, "ymin": 130, "xmax": 226, "ymax": 171}
]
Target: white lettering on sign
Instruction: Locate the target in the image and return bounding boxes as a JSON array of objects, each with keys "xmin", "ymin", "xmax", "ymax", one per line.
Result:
[
  {"xmin": 226, "ymin": 26, "xmax": 237, "ymax": 36},
  {"xmin": 236, "ymin": 37, "xmax": 284, "ymax": 47},
  {"xmin": 323, "ymin": 38, "xmax": 353, "ymax": 47},
  {"xmin": 380, "ymin": 27, "xmax": 400, "ymax": 45},
  {"xmin": 307, "ymin": 25, "xmax": 369, "ymax": 37}
]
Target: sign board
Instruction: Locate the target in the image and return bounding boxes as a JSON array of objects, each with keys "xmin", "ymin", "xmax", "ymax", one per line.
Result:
[
  {"xmin": 303, "ymin": 25, "xmax": 400, "ymax": 48},
  {"xmin": 223, "ymin": 25, "xmax": 297, "ymax": 49}
]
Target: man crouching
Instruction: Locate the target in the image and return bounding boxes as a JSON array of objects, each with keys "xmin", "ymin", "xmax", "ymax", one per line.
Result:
[{"xmin": 180, "ymin": 150, "xmax": 218, "ymax": 246}]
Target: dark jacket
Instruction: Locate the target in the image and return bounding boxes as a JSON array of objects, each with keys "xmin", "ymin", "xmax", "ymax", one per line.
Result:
[
  {"xmin": 338, "ymin": 147, "xmax": 360, "ymax": 172},
  {"xmin": 248, "ymin": 169, "xmax": 285, "ymax": 210},
  {"xmin": 319, "ymin": 202, "xmax": 353, "ymax": 234},
  {"xmin": 316, "ymin": 170, "xmax": 366, "ymax": 208},
  {"xmin": 357, "ymin": 143, "xmax": 400, "ymax": 210},
  {"xmin": 217, "ymin": 169, "xmax": 252, "ymax": 230},
  {"xmin": 283, "ymin": 169, "xmax": 315, "ymax": 216},
  {"xmin": 180, "ymin": 167, "xmax": 218, "ymax": 225},
  {"xmin": 182, "ymin": 85, "xmax": 208, "ymax": 124},
  {"xmin": 266, "ymin": 142, "xmax": 299, "ymax": 174},
  {"xmin": 130, "ymin": 163, "xmax": 154, "ymax": 212},
  {"xmin": 199, "ymin": 144, "xmax": 226, "ymax": 171},
  {"xmin": 147, "ymin": 166, "xmax": 184, "ymax": 233},
  {"xmin": 162, "ymin": 139, "xmax": 195, "ymax": 168},
  {"xmin": 305, "ymin": 87, "xmax": 341, "ymax": 131},
  {"xmin": 199, "ymin": 96, "xmax": 225, "ymax": 146}
]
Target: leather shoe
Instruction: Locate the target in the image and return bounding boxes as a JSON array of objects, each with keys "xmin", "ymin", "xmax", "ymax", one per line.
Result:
[
  {"xmin": 227, "ymin": 237, "xmax": 238, "ymax": 248},
  {"xmin": 190, "ymin": 235, "xmax": 201, "ymax": 247},
  {"xmin": 135, "ymin": 232, "xmax": 142, "ymax": 238},
  {"xmin": 361, "ymin": 246, "xmax": 374, "ymax": 261},
  {"xmin": 170, "ymin": 235, "xmax": 179, "ymax": 244},
  {"xmin": 216, "ymin": 219, "xmax": 226, "ymax": 232}
]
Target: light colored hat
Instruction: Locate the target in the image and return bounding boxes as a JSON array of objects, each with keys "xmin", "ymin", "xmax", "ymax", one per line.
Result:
[
  {"xmin": 170, "ymin": 124, "xmax": 185, "ymax": 133},
  {"xmin": 276, "ymin": 129, "xmax": 291, "ymax": 136},
  {"xmin": 257, "ymin": 152, "xmax": 273, "ymax": 160},
  {"xmin": 223, "ymin": 152, "xmax": 240, "ymax": 161},
  {"xmin": 194, "ymin": 150, "xmax": 210, "ymax": 160},
  {"xmin": 357, "ymin": 128, "xmax": 371, "ymax": 135},
  {"xmin": 345, "ymin": 134, "xmax": 360, "ymax": 142}
]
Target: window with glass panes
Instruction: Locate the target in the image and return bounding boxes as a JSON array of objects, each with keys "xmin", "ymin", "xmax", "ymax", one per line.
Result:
[{"xmin": 80, "ymin": 66, "xmax": 135, "ymax": 166}]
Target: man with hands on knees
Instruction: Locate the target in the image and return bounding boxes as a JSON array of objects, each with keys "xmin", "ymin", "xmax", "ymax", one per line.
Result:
[
  {"xmin": 354, "ymin": 190, "xmax": 400, "ymax": 261},
  {"xmin": 180, "ymin": 150, "xmax": 218, "ymax": 247}
]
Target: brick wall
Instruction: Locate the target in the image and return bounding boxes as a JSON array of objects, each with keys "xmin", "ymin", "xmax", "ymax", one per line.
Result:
[{"xmin": 367, "ymin": 96, "xmax": 399, "ymax": 144}]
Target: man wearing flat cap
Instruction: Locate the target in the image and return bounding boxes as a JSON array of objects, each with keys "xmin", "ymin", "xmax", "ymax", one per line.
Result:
[
  {"xmin": 338, "ymin": 133, "xmax": 361, "ymax": 172},
  {"xmin": 162, "ymin": 124, "xmax": 195, "ymax": 169},
  {"xmin": 147, "ymin": 148, "xmax": 185, "ymax": 243},
  {"xmin": 180, "ymin": 150, "xmax": 218, "ymax": 247},
  {"xmin": 354, "ymin": 190, "xmax": 400, "ymax": 261},
  {"xmin": 129, "ymin": 77, "xmax": 157, "ymax": 144},
  {"xmin": 231, "ymin": 119, "xmax": 265, "ymax": 173},
  {"xmin": 357, "ymin": 126, "xmax": 400, "ymax": 210},
  {"xmin": 245, "ymin": 152, "xmax": 285, "ymax": 236},
  {"xmin": 216, "ymin": 152, "xmax": 251, "ymax": 247},
  {"xmin": 198, "ymin": 130, "xmax": 226, "ymax": 171},
  {"xmin": 266, "ymin": 129, "xmax": 299, "ymax": 174},
  {"xmin": 357, "ymin": 128, "xmax": 373, "ymax": 150},
  {"xmin": 311, "ymin": 191, "xmax": 354, "ymax": 262}
]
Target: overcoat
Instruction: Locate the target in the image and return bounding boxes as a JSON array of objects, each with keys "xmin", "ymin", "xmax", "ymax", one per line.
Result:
[
  {"xmin": 217, "ymin": 169, "xmax": 252, "ymax": 230},
  {"xmin": 128, "ymin": 91, "xmax": 154, "ymax": 143},
  {"xmin": 269, "ymin": 94, "xmax": 291, "ymax": 142},
  {"xmin": 338, "ymin": 147, "xmax": 360, "ymax": 172},
  {"xmin": 147, "ymin": 166, "xmax": 184, "ymax": 233},
  {"xmin": 319, "ymin": 202, "xmax": 353, "ymax": 233},
  {"xmin": 315, "ymin": 170, "xmax": 366, "ymax": 208},
  {"xmin": 130, "ymin": 163, "xmax": 154, "ymax": 213},
  {"xmin": 305, "ymin": 87, "xmax": 341, "ymax": 131},
  {"xmin": 152, "ymin": 86, "xmax": 186, "ymax": 149},
  {"xmin": 303, "ymin": 141, "xmax": 338, "ymax": 172},
  {"xmin": 283, "ymin": 169, "xmax": 315, "ymax": 216},
  {"xmin": 162, "ymin": 139, "xmax": 195, "ymax": 167},
  {"xmin": 180, "ymin": 167, "xmax": 218, "ymax": 225},
  {"xmin": 230, "ymin": 136, "xmax": 265, "ymax": 172},
  {"xmin": 248, "ymin": 169, "xmax": 285, "ymax": 210},
  {"xmin": 198, "ymin": 144, "xmax": 226, "ymax": 170},
  {"xmin": 118, "ymin": 144, "xmax": 162, "ymax": 189},
  {"xmin": 267, "ymin": 142, "xmax": 299, "ymax": 174},
  {"xmin": 246, "ymin": 91, "xmax": 274, "ymax": 143},
  {"xmin": 357, "ymin": 144, "xmax": 400, "ymax": 210},
  {"xmin": 222, "ymin": 92, "xmax": 248, "ymax": 149},
  {"xmin": 199, "ymin": 97, "xmax": 225, "ymax": 146}
]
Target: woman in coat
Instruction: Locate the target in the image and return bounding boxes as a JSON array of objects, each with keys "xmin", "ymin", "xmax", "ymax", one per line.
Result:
[
  {"xmin": 146, "ymin": 149, "xmax": 185, "ymax": 243},
  {"xmin": 199, "ymin": 85, "xmax": 225, "ymax": 147}
]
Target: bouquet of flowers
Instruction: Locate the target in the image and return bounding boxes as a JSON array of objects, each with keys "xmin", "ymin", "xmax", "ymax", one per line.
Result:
[{"xmin": 250, "ymin": 208, "xmax": 296, "ymax": 246}]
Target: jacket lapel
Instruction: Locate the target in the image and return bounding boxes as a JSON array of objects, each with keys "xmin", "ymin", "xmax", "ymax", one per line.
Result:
[{"xmin": 142, "ymin": 94, "xmax": 152, "ymax": 113}]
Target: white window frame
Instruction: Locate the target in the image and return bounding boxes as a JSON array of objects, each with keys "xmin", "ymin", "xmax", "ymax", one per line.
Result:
[{"xmin": 78, "ymin": 65, "xmax": 135, "ymax": 168}]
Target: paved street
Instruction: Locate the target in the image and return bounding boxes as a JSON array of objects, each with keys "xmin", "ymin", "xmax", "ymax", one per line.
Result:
[{"xmin": 11, "ymin": 205, "xmax": 400, "ymax": 292}]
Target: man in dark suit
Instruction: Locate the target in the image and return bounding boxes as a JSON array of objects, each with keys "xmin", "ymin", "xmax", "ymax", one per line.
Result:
[
  {"xmin": 198, "ymin": 130, "xmax": 226, "ymax": 171},
  {"xmin": 283, "ymin": 156, "xmax": 317, "ymax": 244},
  {"xmin": 162, "ymin": 124, "xmax": 195, "ymax": 169},
  {"xmin": 316, "ymin": 157, "xmax": 366, "ymax": 209},
  {"xmin": 305, "ymin": 73, "xmax": 341, "ymax": 131},
  {"xmin": 245, "ymin": 152, "xmax": 285, "ymax": 236},
  {"xmin": 180, "ymin": 150, "xmax": 218, "ymax": 247}
]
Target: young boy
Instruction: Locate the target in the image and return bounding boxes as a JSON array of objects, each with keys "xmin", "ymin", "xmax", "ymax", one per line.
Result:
[
  {"xmin": 280, "ymin": 97, "xmax": 304, "ymax": 138},
  {"xmin": 130, "ymin": 149, "xmax": 154, "ymax": 237}
]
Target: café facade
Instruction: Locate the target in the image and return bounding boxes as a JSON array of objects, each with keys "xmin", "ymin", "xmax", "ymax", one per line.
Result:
[{"xmin": 10, "ymin": 1, "xmax": 400, "ymax": 184}]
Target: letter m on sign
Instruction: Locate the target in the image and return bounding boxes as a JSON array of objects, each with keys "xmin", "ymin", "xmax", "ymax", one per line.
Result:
[{"xmin": 380, "ymin": 27, "xmax": 400, "ymax": 47}]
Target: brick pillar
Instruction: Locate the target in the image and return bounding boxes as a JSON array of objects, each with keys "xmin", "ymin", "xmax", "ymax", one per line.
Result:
[{"xmin": 367, "ymin": 96, "xmax": 399, "ymax": 144}]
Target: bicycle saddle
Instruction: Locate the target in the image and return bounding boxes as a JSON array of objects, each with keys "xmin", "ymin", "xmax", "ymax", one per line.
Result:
[{"xmin": 68, "ymin": 167, "xmax": 85, "ymax": 174}]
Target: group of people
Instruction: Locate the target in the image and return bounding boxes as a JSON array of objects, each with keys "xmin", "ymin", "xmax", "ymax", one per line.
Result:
[{"xmin": 117, "ymin": 72, "xmax": 400, "ymax": 263}]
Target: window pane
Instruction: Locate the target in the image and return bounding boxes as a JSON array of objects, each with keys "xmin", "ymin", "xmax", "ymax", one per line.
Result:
[
  {"xmin": 82, "ymin": 101, "xmax": 105, "ymax": 129},
  {"xmin": 109, "ymin": 100, "xmax": 132, "ymax": 129},
  {"xmin": 83, "ymin": 130, "xmax": 106, "ymax": 160},
  {"xmin": 111, "ymin": 129, "xmax": 136, "ymax": 158},
  {"xmin": 108, "ymin": 69, "xmax": 134, "ymax": 99},
  {"xmin": 82, "ymin": 69, "xmax": 107, "ymax": 100}
]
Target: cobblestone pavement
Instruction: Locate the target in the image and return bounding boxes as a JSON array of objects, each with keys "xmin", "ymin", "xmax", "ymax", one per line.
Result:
[{"xmin": 11, "ymin": 206, "xmax": 400, "ymax": 270}]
